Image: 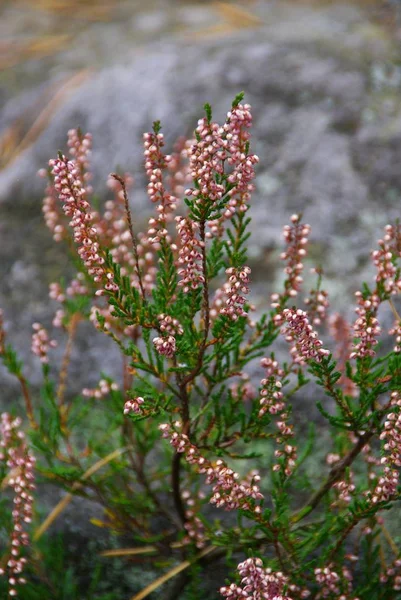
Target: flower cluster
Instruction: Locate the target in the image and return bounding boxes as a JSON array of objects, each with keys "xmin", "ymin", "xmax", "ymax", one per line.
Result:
[
  {"xmin": 229, "ymin": 373, "xmax": 256, "ymax": 402},
  {"xmin": 350, "ymin": 292, "xmax": 381, "ymax": 359},
  {"xmin": 39, "ymin": 170, "xmax": 66, "ymax": 242},
  {"xmin": 380, "ymin": 391, "xmax": 401, "ymax": 467},
  {"xmin": 0, "ymin": 414, "xmax": 35, "ymax": 598},
  {"xmin": 328, "ymin": 313, "xmax": 357, "ymax": 396},
  {"xmin": 314, "ymin": 565, "xmax": 356, "ymax": 600},
  {"xmin": 220, "ymin": 557, "xmax": 292, "ymax": 600},
  {"xmin": 304, "ymin": 270, "xmax": 329, "ymax": 326},
  {"xmin": 49, "ymin": 155, "xmax": 117, "ymax": 294},
  {"xmin": 31, "ymin": 323, "xmax": 57, "ymax": 363},
  {"xmin": 371, "ymin": 224, "xmax": 401, "ymax": 295},
  {"xmin": 351, "ymin": 223, "xmax": 401, "ymax": 359},
  {"xmin": 380, "ymin": 558, "xmax": 401, "ymax": 591},
  {"xmin": 258, "ymin": 357, "xmax": 285, "ymax": 418},
  {"xmin": 186, "ymin": 118, "xmax": 226, "ymax": 204},
  {"xmin": 144, "ymin": 131, "xmax": 177, "ymax": 208},
  {"xmin": 271, "ymin": 215, "xmax": 311, "ymax": 306},
  {"xmin": 257, "ymin": 357, "xmax": 296, "ymax": 476},
  {"xmin": 123, "ymin": 396, "xmax": 145, "ymax": 415},
  {"xmin": 225, "ymin": 104, "xmax": 259, "ymax": 207},
  {"xmin": 219, "ymin": 266, "xmax": 251, "ymax": 320},
  {"xmin": 82, "ymin": 379, "xmax": 119, "ymax": 399},
  {"xmin": 280, "ymin": 308, "xmax": 330, "ymax": 364},
  {"xmin": 333, "ymin": 475, "xmax": 356, "ymax": 506},
  {"xmin": 389, "ymin": 320, "xmax": 401, "ymax": 353},
  {"xmin": 143, "ymin": 130, "xmax": 178, "ymax": 245},
  {"xmin": 49, "ymin": 274, "xmax": 88, "ymax": 311},
  {"xmin": 368, "ymin": 391, "xmax": 401, "ymax": 504},
  {"xmin": 67, "ymin": 129, "xmax": 93, "ymax": 194},
  {"xmin": 186, "ymin": 103, "xmax": 258, "ymax": 221},
  {"xmin": 175, "ymin": 217, "xmax": 205, "ymax": 292},
  {"xmin": 182, "ymin": 489, "xmax": 207, "ymax": 549},
  {"xmin": 153, "ymin": 314, "xmax": 183, "ymax": 358},
  {"xmin": 314, "ymin": 566, "xmax": 341, "ymax": 598},
  {"xmin": 159, "ymin": 422, "xmax": 263, "ymax": 512},
  {"xmin": 153, "ymin": 335, "xmax": 176, "ymax": 358},
  {"xmin": 157, "ymin": 313, "xmax": 183, "ymax": 336}
]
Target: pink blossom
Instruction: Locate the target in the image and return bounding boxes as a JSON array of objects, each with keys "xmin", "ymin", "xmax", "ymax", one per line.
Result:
[
  {"xmin": 153, "ymin": 335, "xmax": 176, "ymax": 358},
  {"xmin": 82, "ymin": 379, "xmax": 119, "ymax": 399},
  {"xmin": 50, "ymin": 155, "xmax": 118, "ymax": 294},
  {"xmin": 271, "ymin": 215, "xmax": 311, "ymax": 307},
  {"xmin": 220, "ymin": 266, "xmax": 251, "ymax": 320},
  {"xmin": 0, "ymin": 414, "xmax": 35, "ymax": 597},
  {"xmin": 31, "ymin": 323, "xmax": 57, "ymax": 363},
  {"xmin": 280, "ymin": 308, "xmax": 330, "ymax": 364},
  {"xmin": 124, "ymin": 396, "xmax": 145, "ymax": 415},
  {"xmin": 220, "ymin": 557, "xmax": 292, "ymax": 600},
  {"xmin": 350, "ymin": 292, "xmax": 381, "ymax": 359},
  {"xmin": 175, "ymin": 217, "xmax": 205, "ymax": 292},
  {"xmin": 159, "ymin": 422, "xmax": 263, "ymax": 512}
]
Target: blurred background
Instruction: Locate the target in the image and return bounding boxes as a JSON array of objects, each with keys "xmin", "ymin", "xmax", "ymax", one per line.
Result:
[{"xmin": 1, "ymin": 0, "xmax": 401, "ymax": 595}]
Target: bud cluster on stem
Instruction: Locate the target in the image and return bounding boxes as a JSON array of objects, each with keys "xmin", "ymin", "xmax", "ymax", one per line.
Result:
[{"xmin": 0, "ymin": 414, "xmax": 35, "ymax": 598}]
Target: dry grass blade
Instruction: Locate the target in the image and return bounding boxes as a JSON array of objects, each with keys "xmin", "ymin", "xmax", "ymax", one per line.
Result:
[
  {"xmin": 188, "ymin": 1, "xmax": 261, "ymax": 40},
  {"xmin": 33, "ymin": 446, "xmax": 131, "ymax": 541},
  {"xmin": 100, "ymin": 540, "xmax": 185, "ymax": 557},
  {"xmin": 214, "ymin": 2, "xmax": 262, "ymax": 28},
  {"xmin": 187, "ymin": 23, "xmax": 235, "ymax": 40},
  {"xmin": 0, "ymin": 69, "xmax": 90, "ymax": 170},
  {"xmin": 101, "ymin": 546, "xmax": 158, "ymax": 557},
  {"xmin": 20, "ymin": 0, "xmax": 116, "ymax": 21},
  {"xmin": 0, "ymin": 34, "xmax": 72, "ymax": 71},
  {"xmin": 0, "ymin": 125, "xmax": 21, "ymax": 169},
  {"xmin": 1, "ymin": 467, "xmax": 21, "ymax": 490},
  {"xmin": 130, "ymin": 545, "xmax": 216, "ymax": 600}
]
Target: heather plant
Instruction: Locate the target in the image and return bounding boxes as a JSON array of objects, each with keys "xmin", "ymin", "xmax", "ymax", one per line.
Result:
[{"xmin": 1, "ymin": 94, "xmax": 401, "ymax": 599}]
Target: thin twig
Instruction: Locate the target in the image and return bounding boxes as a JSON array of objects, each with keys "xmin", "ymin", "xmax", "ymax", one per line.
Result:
[
  {"xmin": 172, "ymin": 451, "xmax": 186, "ymax": 525},
  {"xmin": 291, "ymin": 431, "xmax": 376, "ymax": 524},
  {"xmin": 110, "ymin": 173, "xmax": 147, "ymax": 301},
  {"xmin": 57, "ymin": 312, "xmax": 80, "ymax": 409},
  {"xmin": 18, "ymin": 374, "xmax": 36, "ymax": 430},
  {"xmin": 388, "ymin": 298, "xmax": 401, "ymax": 322}
]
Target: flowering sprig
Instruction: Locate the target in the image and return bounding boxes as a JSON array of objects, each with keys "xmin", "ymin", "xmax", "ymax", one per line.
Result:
[
  {"xmin": 280, "ymin": 308, "xmax": 330, "ymax": 364},
  {"xmin": 351, "ymin": 222, "xmax": 401, "ymax": 360},
  {"xmin": 0, "ymin": 414, "xmax": 35, "ymax": 598},
  {"xmin": 50, "ymin": 155, "xmax": 118, "ymax": 294},
  {"xmin": 220, "ymin": 558, "xmax": 292, "ymax": 600},
  {"xmin": 31, "ymin": 323, "xmax": 57, "ymax": 364},
  {"xmin": 219, "ymin": 266, "xmax": 251, "ymax": 321},
  {"xmin": 159, "ymin": 422, "xmax": 263, "ymax": 513},
  {"xmin": 271, "ymin": 214, "xmax": 311, "ymax": 309}
]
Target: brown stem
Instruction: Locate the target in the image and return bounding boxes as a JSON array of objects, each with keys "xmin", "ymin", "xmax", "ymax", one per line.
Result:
[
  {"xmin": 172, "ymin": 451, "xmax": 186, "ymax": 525},
  {"xmin": 180, "ymin": 219, "xmax": 210, "ymax": 389},
  {"xmin": 110, "ymin": 173, "xmax": 147, "ymax": 301},
  {"xmin": 123, "ymin": 415, "xmax": 182, "ymax": 529},
  {"xmin": 18, "ymin": 374, "xmax": 36, "ymax": 429},
  {"xmin": 389, "ymin": 298, "xmax": 401, "ymax": 322},
  {"xmin": 321, "ymin": 364, "xmax": 356, "ymax": 428},
  {"xmin": 57, "ymin": 312, "xmax": 80, "ymax": 411},
  {"xmin": 292, "ymin": 430, "xmax": 376, "ymax": 524},
  {"xmin": 171, "ymin": 219, "xmax": 211, "ymax": 526}
]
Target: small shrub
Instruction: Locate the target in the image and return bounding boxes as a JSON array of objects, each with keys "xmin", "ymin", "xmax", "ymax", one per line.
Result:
[{"xmin": 1, "ymin": 94, "xmax": 401, "ymax": 599}]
